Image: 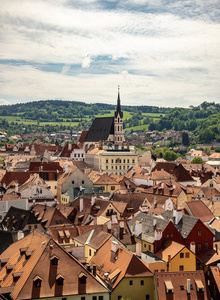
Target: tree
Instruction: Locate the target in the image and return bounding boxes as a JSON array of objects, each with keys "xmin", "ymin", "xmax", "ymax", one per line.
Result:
[
  {"xmin": 191, "ymin": 157, "xmax": 204, "ymax": 164},
  {"xmin": 182, "ymin": 132, "xmax": 189, "ymax": 146},
  {"xmin": 199, "ymin": 128, "xmax": 215, "ymax": 143}
]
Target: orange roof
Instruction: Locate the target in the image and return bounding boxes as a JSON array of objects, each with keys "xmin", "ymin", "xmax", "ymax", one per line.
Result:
[
  {"xmin": 90, "ymin": 239, "xmax": 152, "ymax": 289},
  {"xmin": 93, "ymin": 174, "xmax": 120, "ymax": 185},
  {"xmin": 0, "ymin": 230, "xmax": 108, "ymax": 299}
]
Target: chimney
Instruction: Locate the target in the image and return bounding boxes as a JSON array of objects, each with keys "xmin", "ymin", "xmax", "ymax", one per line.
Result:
[
  {"xmin": 91, "ymin": 196, "xmax": 95, "ymax": 205},
  {"xmin": 68, "ymin": 143, "xmax": 71, "ymax": 151},
  {"xmin": 173, "ymin": 209, "xmax": 182, "ymax": 225},
  {"xmin": 153, "ymin": 219, "xmax": 157, "ymax": 228},
  {"xmin": 93, "ymin": 264, "xmax": 96, "ymax": 276},
  {"xmin": 127, "ymin": 142, "xmax": 130, "ymax": 150},
  {"xmin": 217, "ymin": 263, "xmax": 220, "ymax": 271},
  {"xmin": 119, "ymin": 221, "xmax": 124, "ymax": 240},
  {"xmin": 136, "ymin": 243, "xmax": 142, "ymax": 257},
  {"xmin": 93, "ymin": 217, "xmax": 97, "ymax": 225},
  {"xmin": 154, "ymin": 229, "xmax": 162, "ymax": 241},
  {"xmin": 111, "ymin": 241, "xmax": 119, "ymax": 253},
  {"xmin": 15, "ymin": 182, "xmax": 19, "ymax": 193},
  {"xmin": 86, "ymin": 264, "xmax": 91, "ymax": 272},
  {"xmin": 107, "ymin": 222, "xmax": 112, "ymax": 233},
  {"xmin": 187, "ymin": 279, "xmax": 191, "ymax": 294},
  {"xmin": 99, "ymin": 140, "xmax": 103, "ymax": 150},
  {"xmin": 134, "ymin": 221, "xmax": 142, "ymax": 237},
  {"xmin": 161, "ymin": 183, "xmax": 164, "ymax": 189},
  {"xmin": 80, "ymin": 198, "xmax": 83, "ymax": 212},
  {"xmin": 190, "ymin": 242, "xmax": 196, "ymax": 254}
]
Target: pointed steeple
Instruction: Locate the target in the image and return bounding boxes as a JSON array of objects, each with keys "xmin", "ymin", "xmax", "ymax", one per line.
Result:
[{"xmin": 115, "ymin": 85, "xmax": 123, "ymax": 118}]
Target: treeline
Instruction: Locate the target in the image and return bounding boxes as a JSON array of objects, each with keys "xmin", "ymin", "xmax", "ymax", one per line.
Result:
[
  {"xmin": 148, "ymin": 101, "xmax": 220, "ymax": 142},
  {"xmin": 0, "ymin": 100, "xmax": 169, "ymax": 123}
]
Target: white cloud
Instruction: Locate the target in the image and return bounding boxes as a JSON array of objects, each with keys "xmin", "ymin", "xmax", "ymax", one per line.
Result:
[{"xmin": 0, "ymin": 0, "xmax": 219, "ymax": 106}]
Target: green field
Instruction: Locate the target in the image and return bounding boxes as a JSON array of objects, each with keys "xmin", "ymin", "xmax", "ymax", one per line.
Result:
[{"xmin": 0, "ymin": 110, "xmax": 164, "ymax": 130}]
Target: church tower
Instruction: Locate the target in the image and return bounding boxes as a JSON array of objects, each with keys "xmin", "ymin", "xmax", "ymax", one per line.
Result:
[{"xmin": 114, "ymin": 86, "xmax": 124, "ymax": 145}]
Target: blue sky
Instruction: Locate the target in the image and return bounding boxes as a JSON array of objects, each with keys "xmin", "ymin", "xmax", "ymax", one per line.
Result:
[{"xmin": 0, "ymin": 0, "xmax": 220, "ymax": 107}]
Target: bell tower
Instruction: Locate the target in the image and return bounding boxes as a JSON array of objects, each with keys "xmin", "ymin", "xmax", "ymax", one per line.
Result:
[{"xmin": 114, "ymin": 86, "xmax": 124, "ymax": 145}]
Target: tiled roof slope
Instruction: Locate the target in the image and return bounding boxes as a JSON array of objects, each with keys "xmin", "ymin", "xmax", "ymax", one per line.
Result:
[
  {"xmin": 155, "ymin": 270, "xmax": 209, "ymax": 300},
  {"xmin": 152, "ymin": 162, "xmax": 194, "ymax": 182},
  {"xmin": 84, "ymin": 117, "xmax": 114, "ymax": 142},
  {"xmin": 90, "ymin": 239, "xmax": 152, "ymax": 290},
  {"xmin": 0, "ymin": 230, "xmax": 108, "ymax": 299},
  {"xmin": 185, "ymin": 200, "xmax": 214, "ymax": 222}
]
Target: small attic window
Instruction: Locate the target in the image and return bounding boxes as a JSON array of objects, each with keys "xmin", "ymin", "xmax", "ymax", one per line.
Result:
[
  {"xmin": 1, "ymin": 258, "xmax": 9, "ymax": 266},
  {"xmin": 50, "ymin": 255, "xmax": 59, "ymax": 265},
  {"xmin": 79, "ymin": 273, "xmax": 87, "ymax": 284},
  {"xmin": 6, "ymin": 265, "xmax": 15, "ymax": 273},
  {"xmin": 33, "ymin": 275, "xmax": 42, "ymax": 288},
  {"xmin": 20, "ymin": 247, "xmax": 28, "ymax": 255},
  {"xmin": 56, "ymin": 274, "xmax": 64, "ymax": 286},
  {"xmin": 25, "ymin": 251, "xmax": 34, "ymax": 259}
]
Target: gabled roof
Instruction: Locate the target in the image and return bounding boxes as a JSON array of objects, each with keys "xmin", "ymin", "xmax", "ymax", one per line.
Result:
[
  {"xmin": 58, "ymin": 143, "xmax": 79, "ymax": 158},
  {"xmin": 93, "ymin": 174, "xmax": 120, "ymax": 185},
  {"xmin": 185, "ymin": 200, "xmax": 214, "ymax": 222},
  {"xmin": 90, "ymin": 239, "xmax": 152, "ymax": 290},
  {"xmin": 1, "ymin": 172, "xmax": 32, "ymax": 186},
  {"xmin": 0, "ymin": 230, "xmax": 108, "ymax": 299},
  {"xmin": 155, "ymin": 270, "xmax": 209, "ymax": 300},
  {"xmin": 31, "ymin": 204, "xmax": 73, "ymax": 228},
  {"xmin": 152, "ymin": 162, "xmax": 194, "ymax": 182},
  {"xmin": 155, "ymin": 240, "xmax": 187, "ymax": 261},
  {"xmin": 29, "ymin": 161, "xmax": 63, "ymax": 172},
  {"xmin": 84, "ymin": 117, "xmax": 114, "ymax": 142},
  {"xmin": 1, "ymin": 206, "xmax": 42, "ymax": 232}
]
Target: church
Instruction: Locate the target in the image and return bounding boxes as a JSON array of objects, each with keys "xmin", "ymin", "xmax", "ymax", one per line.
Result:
[{"xmin": 83, "ymin": 86, "xmax": 125, "ymax": 151}]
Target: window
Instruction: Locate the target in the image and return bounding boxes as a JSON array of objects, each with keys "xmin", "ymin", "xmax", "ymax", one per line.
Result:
[
  {"xmin": 56, "ymin": 277, "xmax": 64, "ymax": 286},
  {"xmin": 89, "ymin": 249, "xmax": 92, "ymax": 256},
  {"xmin": 106, "ymin": 159, "xmax": 108, "ymax": 163},
  {"xmin": 198, "ymin": 230, "xmax": 201, "ymax": 236},
  {"xmin": 118, "ymin": 296, "xmax": 122, "ymax": 300},
  {"xmin": 146, "ymin": 295, "xmax": 150, "ymax": 300},
  {"xmin": 197, "ymin": 243, "xmax": 201, "ymax": 251},
  {"xmin": 112, "ymin": 159, "xmax": 114, "ymax": 163},
  {"xmin": 123, "ymin": 159, "xmax": 125, "ymax": 163},
  {"xmin": 92, "ymin": 297, "xmax": 97, "ymax": 300},
  {"xmin": 129, "ymin": 280, "xmax": 133, "ymax": 285},
  {"xmin": 180, "ymin": 253, "xmax": 184, "ymax": 258},
  {"xmin": 148, "ymin": 245, "xmax": 151, "ymax": 251},
  {"xmin": 34, "ymin": 279, "xmax": 42, "ymax": 288},
  {"xmin": 79, "ymin": 275, "xmax": 87, "ymax": 284},
  {"xmin": 180, "ymin": 285, "xmax": 184, "ymax": 290},
  {"xmin": 111, "ymin": 186, "xmax": 115, "ymax": 190},
  {"xmin": 72, "ymin": 181, "xmax": 74, "ymax": 184},
  {"xmin": 132, "ymin": 159, "xmax": 135, "ymax": 164},
  {"xmin": 185, "ymin": 252, "xmax": 190, "ymax": 258},
  {"xmin": 99, "ymin": 297, "xmax": 104, "ymax": 300},
  {"xmin": 29, "ymin": 225, "xmax": 32, "ymax": 230},
  {"xmin": 34, "ymin": 224, "xmax": 37, "ymax": 229},
  {"xmin": 179, "ymin": 265, "xmax": 184, "ymax": 271},
  {"xmin": 81, "ymin": 297, "xmax": 86, "ymax": 300},
  {"xmin": 106, "ymin": 166, "xmax": 108, "ymax": 170},
  {"xmin": 205, "ymin": 243, "xmax": 209, "ymax": 249},
  {"xmin": 127, "ymin": 159, "xmax": 129, "ymax": 163},
  {"xmin": 141, "ymin": 280, "xmax": 144, "ymax": 285}
]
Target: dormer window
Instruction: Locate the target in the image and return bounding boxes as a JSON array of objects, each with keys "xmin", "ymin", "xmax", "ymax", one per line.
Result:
[
  {"xmin": 165, "ymin": 280, "xmax": 174, "ymax": 294},
  {"xmin": 56, "ymin": 274, "xmax": 64, "ymax": 286},
  {"xmin": 195, "ymin": 280, "xmax": 204, "ymax": 292},
  {"xmin": 50, "ymin": 255, "xmax": 59, "ymax": 265},
  {"xmin": 79, "ymin": 272, "xmax": 87, "ymax": 284},
  {"xmin": 33, "ymin": 275, "xmax": 42, "ymax": 288},
  {"xmin": 0, "ymin": 258, "xmax": 9, "ymax": 267}
]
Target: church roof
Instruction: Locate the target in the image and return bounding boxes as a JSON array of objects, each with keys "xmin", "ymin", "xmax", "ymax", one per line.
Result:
[{"xmin": 84, "ymin": 117, "xmax": 114, "ymax": 142}]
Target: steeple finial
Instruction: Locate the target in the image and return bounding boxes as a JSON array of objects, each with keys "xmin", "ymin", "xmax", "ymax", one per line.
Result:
[{"xmin": 115, "ymin": 85, "xmax": 123, "ymax": 118}]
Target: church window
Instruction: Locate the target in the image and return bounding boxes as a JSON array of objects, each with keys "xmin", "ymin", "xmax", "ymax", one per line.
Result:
[{"xmin": 118, "ymin": 117, "xmax": 119, "ymax": 123}]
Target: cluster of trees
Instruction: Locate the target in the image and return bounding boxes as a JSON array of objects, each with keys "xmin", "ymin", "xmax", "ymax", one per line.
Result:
[{"xmin": 148, "ymin": 102, "xmax": 220, "ymax": 142}]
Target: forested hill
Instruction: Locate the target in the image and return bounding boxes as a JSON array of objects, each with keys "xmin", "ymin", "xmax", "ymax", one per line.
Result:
[
  {"xmin": 0, "ymin": 100, "xmax": 169, "ymax": 121},
  {"xmin": 149, "ymin": 101, "xmax": 220, "ymax": 142}
]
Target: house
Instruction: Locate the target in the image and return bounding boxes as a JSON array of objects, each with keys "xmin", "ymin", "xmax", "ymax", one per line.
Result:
[
  {"xmin": 0, "ymin": 230, "xmax": 109, "ymax": 299},
  {"xmin": 124, "ymin": 166, "xmax": 152, "ymax": 186},
  {"xmin": 93, "ymin": 174, "xmax": 121, "ymax": 193},
  {"xmin": 155, "ymin": 270, "xmax": 209, "ymax": 300},
  {"xmin": 57, "ymin": 166, "xmax": 93, "ymax": 203},
  {"xmin": 151, "ymin": 162, "xmax": 195, "ymax": 186},
  {"xmin": 0, "ymin": 206, "xmax": 44, "ymax": 235},
  {"xmin": 90, "ymin": 239, "xmax": 154, "ymax": 300},
  {"xmin": 183, "ymin": 200, "xmax": 215, "ymax": 224},
  {"xmin": 155, "ymin": 240, "xmax": 196, "ymax": 272},
  {"xmin": 206, "ymin": 264, "xmax": 220, "ymax": 300},
  {"xmin": 186, "ymin": 150, "xmax": 209, "ymax": 162},
  {"xmin": 143, "ymin": 181, "xmax": 193, "ymax": 208},
  {"xmin": 58, "ymin": 142, "xmax": 85, "ymax": 160}
]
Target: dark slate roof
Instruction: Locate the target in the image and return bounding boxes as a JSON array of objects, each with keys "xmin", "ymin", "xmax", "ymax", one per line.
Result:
[
  {"xmin": 0, "ymin": 206, "xmax": 41, "ymax": 232},
  {"xmin": 127, "ymin": 212, "xmax": 168, "ymax": 243},
  {"xmin": 84, "ymin": 117, "xmax": 114, "ymax": 142},
  {"xmin": 162, "ymin": 211, "xmax": 200, "ymax": 239},
  {"xmin": 0, "ymin": 231, "xmax": 13, "ymax": 254}
]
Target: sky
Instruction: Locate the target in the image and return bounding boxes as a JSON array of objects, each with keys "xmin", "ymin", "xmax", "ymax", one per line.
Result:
[{"xmin": 0, "ymin": 0, "xmax": 220, "ymax": 108}]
